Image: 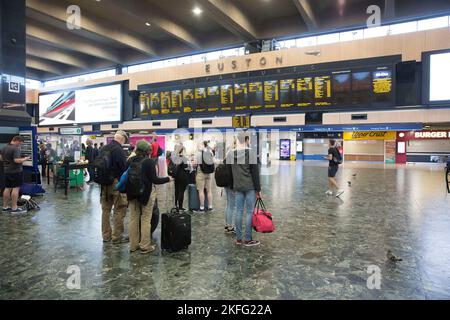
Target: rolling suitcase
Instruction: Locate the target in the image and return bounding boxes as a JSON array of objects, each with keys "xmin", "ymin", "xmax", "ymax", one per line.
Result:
[
  {"xmin": 188, "ymin": 184, "xmax": 208, "ymax": 211},
  {"xmin": 161, "ymin": 208, "xmax": 191, "ymax": 252}
]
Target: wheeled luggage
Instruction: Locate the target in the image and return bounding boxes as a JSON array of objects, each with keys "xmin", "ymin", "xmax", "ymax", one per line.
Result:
[
  {"xmin": 188, "ymin": 184, "xmax": 208, "ymax": 211},
  {"xmin": 161, "ymin": 208, "xmax": 191, "ymax": 252}
]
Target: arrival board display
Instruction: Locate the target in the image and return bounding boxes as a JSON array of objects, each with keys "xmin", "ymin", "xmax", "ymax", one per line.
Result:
[
  {"xmin": 372, "ymin": 70, "xmax": 392, "ymax": 104},
  {"xmin": 280, "ymin": 79, "xmax": 296, "ymax": 108},
  {"xmin": 332, "ymin": 72, "xmax": 351, "ymax": 106},
  {"xmin": 314, "ymin": 75, "xmax": 332, "ymax": 106},
  {"xmin": 220, "ymin": 84, "xmax": 233, "ymax": 111},
  {"xmin": 183, "ymin": 88, "xmax": 194, "ymax": 113},
  {"xmin": 352, "ymin": 72, "xmax": 371, "ymax": 105},
  {"xmin": 248, "ymin": 82, "xmax": 263, "ymax": 110},
  {"xmin": 195, "ymin": 87, "xmax": 207, "ymax": 113},
  {"xmin": 297, "ymin": 77, "xmax": 313, "ymax": 107},
  {"xmin": 234, "ymin": 83, "xmax": 248, "ymax": 111},
  {"xmin": 161, "ymin": 91, "xmax": 171, "ymax": 114},
  {"xmin": 171, "ymin": 90, "xmax": 182, "ymax": 114},
  {"xmin": 207, "ymin": 86, "xmax": 220, "ymax": 112},
  {"xmin": 264, "ymin": 80, "xmax": 278, "ymax": 109}
]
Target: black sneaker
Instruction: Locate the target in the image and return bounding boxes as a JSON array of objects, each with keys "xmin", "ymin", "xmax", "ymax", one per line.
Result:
[
  {"xmin": 2, "ymin": 207, "xmax": 11, "ymax": 213},
  {"xmin": 11, "ymin": 208, "xmax": 26, "ymax": 214},
  {"xmin": 206, "ymin": 207, "xmax": 214, "ymax": 212},
  {"xmin": 243, "ymin": 240, "xmax": 260, "ymax": 247}
]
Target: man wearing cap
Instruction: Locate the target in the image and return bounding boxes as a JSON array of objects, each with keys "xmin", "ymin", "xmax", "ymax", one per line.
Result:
[{"xmin": 100, "ymin": 130, "xmax": 129, "ymax": 244}]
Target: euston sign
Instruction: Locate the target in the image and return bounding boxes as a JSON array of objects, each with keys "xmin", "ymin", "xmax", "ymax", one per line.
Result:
[{"xmin": 205, "ymin": 56, "xmax": 283, "ymax": 74}]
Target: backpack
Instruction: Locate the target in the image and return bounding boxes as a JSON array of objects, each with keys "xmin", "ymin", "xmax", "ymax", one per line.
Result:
[
  {"xmin": 126, "ymin": 157, "xmax": 147, "ymax": 199},
  {"xmin": 167, "ymin": 160, "xmax": 177, "ymax": 178},
  {"xmin": 157, "ymin": 146, "xmax": 164, "ymax": 157},
  {"xmin": 333, "ymin": 147, "xmax": 343, "ymax": 165},
  {"xmin": 215, "ymin": 163, "xmax": 231, "ymax": 187},
  {"xmin": 93, "ymin": 145, "xmax": 114, "ymax": 185},
  {"xmin": 200, "ymin": 150, "xmax": 215, "ymax": 174}
]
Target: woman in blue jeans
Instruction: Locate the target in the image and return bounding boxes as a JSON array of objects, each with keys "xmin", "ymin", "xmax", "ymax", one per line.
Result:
[{"xmin": 224, "ymin": 187, "xmax": 236, "ymax": 234}]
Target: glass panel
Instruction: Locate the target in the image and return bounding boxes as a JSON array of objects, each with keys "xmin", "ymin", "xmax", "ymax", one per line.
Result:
[
  {"xmin": 339, "ymin": 29, "xmax": 364, "ymax": 42},
  {"xmin": 418, "ymin": 16, "xmax": 449, "ymax": 31},
  {"xmin": 317, "ymin": 33, "xmax": 340, "ymax": 45}
]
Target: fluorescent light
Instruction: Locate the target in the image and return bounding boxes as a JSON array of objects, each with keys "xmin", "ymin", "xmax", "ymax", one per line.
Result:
[
  {"xmin": 192, "ymin": 7, "xmax": 203, "ymax": 15},
  {"xmin": 145, "ymin": 22, "xmax": 151, "ymax": 27}
]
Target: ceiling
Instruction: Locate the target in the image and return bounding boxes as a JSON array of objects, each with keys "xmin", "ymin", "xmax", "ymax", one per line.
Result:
[{"xmin": 25, "ymin": 0, "xmax": 450, "ymax": 81}]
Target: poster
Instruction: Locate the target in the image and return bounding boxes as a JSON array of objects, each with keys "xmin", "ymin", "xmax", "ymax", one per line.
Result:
[
  {"xmin": 280, "ymin": 139, "xmax": 291, "ymax": 160},
  {"xmin": 385, "ymin": 140, "xmax": 396, "ymax": 164}
]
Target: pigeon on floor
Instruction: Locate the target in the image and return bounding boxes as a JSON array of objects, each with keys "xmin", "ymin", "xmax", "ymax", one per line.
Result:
[
  {"xmin": 387, "ymin": 249, "xmax": 403, "ymax": 262},
  {"xmin": 347, "ymin": 181, "xmax": 352, "ymax": 187},
  {"xmin": 352, "ymin": 173, "xmax": 357, "ymax": 177}
]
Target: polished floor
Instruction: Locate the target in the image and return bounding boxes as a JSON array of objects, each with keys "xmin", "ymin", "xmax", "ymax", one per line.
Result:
[{"xmin": 1, "ymin": 161, "xmax": 450, "ymax": 300}]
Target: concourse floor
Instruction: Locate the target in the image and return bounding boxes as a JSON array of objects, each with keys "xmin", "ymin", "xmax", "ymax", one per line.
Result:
[{"xmin": 1, "ymin": 161, "xmax": 450, "ymax": 300}]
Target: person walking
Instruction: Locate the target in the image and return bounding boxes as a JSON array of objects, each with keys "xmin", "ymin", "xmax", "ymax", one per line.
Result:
[
  {"xmin": 195, "ymin": 141, "xmax": 215, "ymax": 212},
  {"xmin": 172, "ymin": 144, "xmax": 190, "ymax": 211},
  {"xmin": 1, "ymin": 136, "xmax": 31, "ymax": 214},
  {"xmin": 98, "ymin": 130, "xmax": 129, "ymax": 244},
  {"xmin": 326, "ymin": 139, "xmax": 344, "ymax": 197},
  {"xmin": 227, "ymin": 131, "xmax": 261, "ymax": 247},
  {"xmin": 126, "ymin": 140, "xmax": 172, "ymax": 254}
]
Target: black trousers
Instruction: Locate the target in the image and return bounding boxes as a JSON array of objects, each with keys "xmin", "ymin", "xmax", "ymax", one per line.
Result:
[{"xmin": 174, "ymin": 180, "xmax": 188, "ymax": 209}]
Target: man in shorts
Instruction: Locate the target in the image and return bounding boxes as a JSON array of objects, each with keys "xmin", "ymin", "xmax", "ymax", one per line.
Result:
[
  {"xmin": 196, "ymin": 141, "xmax": 215, "ymax": 212},
  {"xmin": 2, "ymin": 136, "xmax": 31, "ymax": 213},
  {"xmin": 326, "ymin": 139, "xmax": 344, "ymax": 198}
]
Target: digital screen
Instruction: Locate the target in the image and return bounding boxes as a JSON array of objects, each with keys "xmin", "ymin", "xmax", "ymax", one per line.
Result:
[
  {"xmin": 314, "ymin": 75, "xmax": 331, "ymax": 106},
  {"xmin": 220, "ymin": 84, "xmax": 233, "ymax": 111},
  {"xmin": 248, "ymin": 82, "xmax": 263, "ymax": 110},
  {"xmin": 160, "ymin": 91, "xmax": 171, "ymax": 114},
  {"xmin": 148, "ymin": 92, "xmax": 161, "ymax": 115},
  {"xmin": 372, "ymin": 69, "xmax": 392, "ymax": 104},
  {"xmin": 297, "ymin": 77, "xmax": 313, "ymax": 107},
  {"xmin": 264, "ymin": 80, "xmax": 278, "ymax": 109},
  {"xmin": 207, "ymin": 86, "xmax": 220, "ymax": 112},
  {"xmin": 429, "ymin": 52, "xmax": 450, "ymax": 102},
  {"xmin": 183, "ymin": 88, "xmax": 195, "ymax": 113},
  {"xmin": 234, "ymin": 83, "xmax": 248, "ymax": 111},
  {"xmin": 352, "ymin": 72, "xmax": 371, "ymax": 105},
  {"xmin": 140, "ymin": 93, "xmax": 151, "ymax": 116},
  {"xmin": 171, "ymin": 90, "xmax": 182, "ymax": 114},
  {"xmin": 280, "ymin": 139, "xmax": 291, "ymax": 159},
  {"xmin": 280, "ymin": 79, "xmax": 296, "ymax": 108},
  {"xmin": 332, "ymin": 73, "xmax": 351, "ymax": 106},
  {"xmin": 39, "ymin": 84, "xmax": 122, "ymax": 126},
  {"xmin": 195, "ymin": 87, "xmax": 207, "ymax": 112}
]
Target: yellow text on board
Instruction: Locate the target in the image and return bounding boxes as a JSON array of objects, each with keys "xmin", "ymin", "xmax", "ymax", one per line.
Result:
[
  {"xmin": 232, "ymin": 115, "xmax": 251, "ymax": 129},
  {"xmin": 344, "ymin": 131, "xmax": 396, "ymax": 140}
]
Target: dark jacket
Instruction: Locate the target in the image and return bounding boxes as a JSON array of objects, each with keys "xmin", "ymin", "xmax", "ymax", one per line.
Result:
[
  {"xmin": 227, "ymin": 148, "xmax": 261, "ymax": 192},
  {"xmin": 127, "ymin": 156, "xmax": 170, "ymax": 206},
  {"xmin": 86, "ymin": 145, "xmax": 95, "ymax": 163},
  {"xmin": 105, "ymin": 140, "xmax": 127, "ymax": 180}
]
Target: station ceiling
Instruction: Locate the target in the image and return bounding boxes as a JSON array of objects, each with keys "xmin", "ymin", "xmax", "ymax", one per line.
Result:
[{"xmin": 25, "ymin": 0, "xmax": 450, "ymax": 81}]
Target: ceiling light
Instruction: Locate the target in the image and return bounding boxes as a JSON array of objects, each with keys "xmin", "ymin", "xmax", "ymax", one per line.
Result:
[
  {"xmin": 145, "ymin": 22, "xmax": 151, "ymax": 27},
  {"xmin": 192, "ymin": 7, "xmax": 203, "ymax": 15}
]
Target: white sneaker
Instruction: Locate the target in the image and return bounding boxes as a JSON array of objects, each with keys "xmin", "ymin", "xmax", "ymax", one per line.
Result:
[
  {"xmin": 336, "ymin": 190, "xmax": 344, "ymax": 197},
  {"xmin": 325, "ymin": 190, "xmax": 333, "ymax": 196}
]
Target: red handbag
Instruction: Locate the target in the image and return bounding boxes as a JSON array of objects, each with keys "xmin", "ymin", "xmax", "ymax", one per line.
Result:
[{"xmin": 252, "ymin": 198, "xmax": 275, "ymax": 233}]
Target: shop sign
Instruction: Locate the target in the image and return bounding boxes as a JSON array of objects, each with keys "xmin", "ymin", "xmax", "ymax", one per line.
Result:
[
  {"xmin": 344, "ymin": 131, "xmax": 396, "ymax": 140},
  {"xmin": 59, "ymin": 127, "xmax": 82, "ymax": 135},
  {"xmin": 413, "ymin": 131, "xmax": 450, "ymax": 139}
]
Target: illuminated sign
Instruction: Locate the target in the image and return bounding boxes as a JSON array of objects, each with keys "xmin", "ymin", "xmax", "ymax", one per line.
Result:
[
  {"xmin": 344, "ymin": 131, "xmax": 396, "ymax": 140},
  {"xmin": 413, "ymin": 131, "xmax": 450, "ymax": 139}
]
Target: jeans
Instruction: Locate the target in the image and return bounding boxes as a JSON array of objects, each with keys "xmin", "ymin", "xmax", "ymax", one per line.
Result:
[
  {"xmin": 225, "ymin": 187, "xmax": 236, "ymax": 226},
  {"xmin": 235, "ymin": 190, "xmax": 256, "ymax": 241}
]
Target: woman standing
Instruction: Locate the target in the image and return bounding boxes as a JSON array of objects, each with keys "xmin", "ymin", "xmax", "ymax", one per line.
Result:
[
  {"xmin": 172, "ymin": 144, "xmax": 190, "ymax": 211},
  {"xmin": 224, "ymin": 139, "xmax": 236, "ymax": 234}
]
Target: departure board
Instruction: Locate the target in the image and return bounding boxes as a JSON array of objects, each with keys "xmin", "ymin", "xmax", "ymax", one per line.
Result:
[
  {"xmin": 352, "ymin": 72, "xmax": 371, "ymax": 105},
  {"xmin": 160, "ymin": 91, "xmax": 171, "ymax": 114},
  {"xmin": 171, "ymin": 90, "xmax": 182, "ymax": 114},
  {"xmin": 207, "ymin": 85, "xmax": 220, "ymax": 112},
  {"xmin": 264, "ymin": 80, "xmax": 278, "ymax": 109},
  {"xmin": 297, "ymin": 77, "xmax": 313, "ymax": 107},
  {"xmin": 280, "ymin": 78, "xmax": 296, "ymax": 108},
  {"xmin": 248, "ymin": 81, "xmax": 263, "ymax": 110},
  {"xmin": 147, "ymin": 92, "xmax": 161, "ymax": 115},
  {"xmin": 234, "ymin": 83, "xmax": 248, "ymax": 111},
  {"xmin": 195, "ymin": 87, "xmax": 207, "ymax": 112},
  {"xmin": 183, "ymin": 88, "xmax": 195, "ymax": 113},
  {"xmin": 220, "ymin": 84, "xmax": 233, "ymax": 111},
  {"xmin": 332, "ymin": 73, "xmax": 351, "ymax": 106},
  {"xmin": 372, "ymin": 70, "xmax": 392, "ymax": 104},
  {"xmin": 140, "ymin": 93, "xmax": 151, "ymax": 116},
  {"xmin": 314, "ymin": 75, "xmax": 331, "ymax": 106}
]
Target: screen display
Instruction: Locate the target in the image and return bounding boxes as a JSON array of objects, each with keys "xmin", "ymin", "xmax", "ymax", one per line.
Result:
[
  {"xmin": 280, "ymin": 78, "xmax": 296, "ymax": 109},
  {"xmin": 297, "ymin": 77, "xmax": 313, "ymax": 107},
  {"xmin": 183, "ymin": 88, "xmax": 195, "ymax": 113},
  {"xmin": 195, "ymin": 87, "xmax": 207, "ymax": 112},
  {"xmin": 429, "ymin": 52, "xmax": 450, "ymax": 102},
  {"xmin": 160, "ymin": 91, "xmax": 171, "ymax": 114},
  {"xmin": 264, "ymin": 80, "xmax": 278, "ymax": 109},
  {"xmin": 248, "ymin": 81, "xmax": 263, "ymax": 110},
  {"xmin": 314, "ymin": 75, "xmax": 331, "ymax": 106},
  {"xmin": 234, "ymin": 83, "xmax": 248, "ymax": 111},
  {"xmin": 39, "ymin": 84, "xmax": 122, "ymax": 126},
  {"xmin": 171, "ymin": 90, "xmax": 182, "ymax": 114},
  {"xmin": 352, "ymin": 72, "xmax": 371, "ymax": 105},
  {"xmin": 220, "ymin": 84, "xmax": 234, "ymax": 111},
  {"xmin": 207, "ymin": 86, "xmax": 220, "ymax": 112},
  {"xmin": 332, "ymin": 73, "xmax": 351, "ymax": 106},
  {"xmin": 280, "ymin": 139, "xmax": 291, "ymax": 159},
  {"xmin": 372, "ymin": 69, "xmax": 392, "ymax": 104}
]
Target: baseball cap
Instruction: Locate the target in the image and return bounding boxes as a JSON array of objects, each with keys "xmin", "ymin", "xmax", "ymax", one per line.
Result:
[
  {"xmin": 136, "ymin": 140, "xmax": 150, "ymax": 153},
  {"xmin": 115, "ymin": 130, "xmax": 129, "ymax": 144}
]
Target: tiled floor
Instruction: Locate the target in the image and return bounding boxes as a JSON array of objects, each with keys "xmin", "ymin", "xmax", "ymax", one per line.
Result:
[{"xmin": 1, "ymin": 161, "xmax": 449, "ymax": 299}]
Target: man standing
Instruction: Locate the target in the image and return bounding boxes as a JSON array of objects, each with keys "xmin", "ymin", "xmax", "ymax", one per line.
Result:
[
  {"xmin": 196, "ymin": 141, "xmax": 215, "ymax": 212},
  {"xmin": 2, "ymin": 136, "xmax": 31, "ymax": 213},
  {"xmin": 326, "ymin": 139, "xmax": 344, "ymax": 197},
  {"xmin": 85, "ymin": 139, "xmax": 95, "ymax": 183},
  {"xmin": 150, "ymin": 135, "xmax": 160, "ymax": 161},
  {"xmin": 99, "ymin": 130, "xmax": 129, "ymax": 244},
  {"xmin": 93, "ymin": 143, "xmax": 99, "ymax": 160}
]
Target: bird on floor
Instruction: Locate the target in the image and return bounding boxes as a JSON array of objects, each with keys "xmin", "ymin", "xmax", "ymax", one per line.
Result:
[
  {"xmin": 347, "ymin": 181, "xmax": 352, "ymax": 187},
  {"xmin": 387, "ymin": 249, "xmax": 403, "ymax": 262}
]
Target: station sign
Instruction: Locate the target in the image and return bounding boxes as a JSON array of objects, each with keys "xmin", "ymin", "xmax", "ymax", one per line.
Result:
[
  {"xmin": 59, "ymin": 127, "xmax": 83, "ymax": 135},
  {"xmin": 344, "ymin": 131, "xmax": 396, "ymax": 140}
]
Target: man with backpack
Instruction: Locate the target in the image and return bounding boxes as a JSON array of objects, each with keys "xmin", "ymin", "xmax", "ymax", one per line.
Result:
[
  {"xmin": 126, "ymin": 140, "xmax": 172, "ymax": 254},
  {"xmin": 195, "ymin": 141, "xmax": 215, "ymax": 212},
  {"xmin": 326, "ymin": 139, "xmax": 344, "ymax": 197},
  {"xmin": 94, "ymin": 130, "xmax": 129, "ymax": 244}
]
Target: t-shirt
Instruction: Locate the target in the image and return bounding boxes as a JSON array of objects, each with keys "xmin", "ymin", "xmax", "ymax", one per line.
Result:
[
  {"xmin": 2, "ymin": 144, "xmax": 23, "ymax": 174},
  {"xmin": 328, "ymin": 147, "xmax": 341, "ymax": 167},
  {"xmin": 151, "ymin": 142, "xmax": 159, "ymax": 158}
]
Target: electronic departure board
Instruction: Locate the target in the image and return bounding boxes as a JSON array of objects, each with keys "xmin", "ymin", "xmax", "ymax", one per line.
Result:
[
  {"xmin": 195, "ymin": 87, "xmax": 207, "ymax": 112},
  {"xmin": 207, "ymin": 86, "xmax": 220, "ymax": 112},
  {"xmin": 161, "ymin": 91, "xmax": 171, "ymax": 114},
  {"xmin": 140, "ymin": 94, "xmax": 150, "ymax": 116},
  {"xmin": 332, "ymin": 72, "xmax": 351, "ymax": 106},
  {"xmin": 372, "ymin": 70, "xmax": 392, "ymax": 104},
  {"xmin": 314, "ymin": 75, "xmax": 331, "ymax": 106},
  {"xmin": 248, "ymin": 81, "xmax": 263, "ymax": 110},
  {"xmin": 234, "ymin": 83, "xmax": 248, "ymax": 111},
  {"xmin": 352, "ymin": 72, "xmax": 371, "ymax": 105},
  {"xmin": 280, "ymin": 78, "xmax": 296, "ymax": 108},
  {"xmin": 183, "ymin": 88, "xmax": 194, "ymax": 113},
  {"xmin": 147, "ymin": 92, "xmax": 161, "ymax": 115},
  {"xmin": 220, "ymin": 84, "xmax": 233, "ymax": 111},
  {"xmin": 264, "ymin": 80, "xmax": 278, "ymax": 109},
  {"xmin": 297, "ymin": 77, "xmax": 313, "ymax": 107},
  {"xmin": 171, "ymin": 90, "xmax": 182, "ymax": 114}
]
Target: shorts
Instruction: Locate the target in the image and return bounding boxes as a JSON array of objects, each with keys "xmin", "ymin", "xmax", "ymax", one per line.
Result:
[
  {"xmin": 196, "ymin": 171, "xmax": 212, "ymax": 192},
  {"xmin": 328, "ymin": 166, "xmax": 338, "ymax": 178},
  {"xmin": 5, "ymin": 172, "xmax": 24, "ymax": 188}
]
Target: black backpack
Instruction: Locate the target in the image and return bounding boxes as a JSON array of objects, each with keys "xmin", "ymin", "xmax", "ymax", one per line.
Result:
[
  {"xmin": 93, "ymin": 145, "xmax": 114, "ymax": 185},
  {"xmin": 126, "ymin": 157, "xmax": 147, "ymax": 199},
  {"xmin": 200, "ymin": 150, "xmax": 215, "ymax": 174},
  {"xmin": 333, "ymin": 147, "xmax": 343, "ymax": 165},
  {"xmin": 215, "ymin": 163, "xmax": 231, "ymax": 187}
]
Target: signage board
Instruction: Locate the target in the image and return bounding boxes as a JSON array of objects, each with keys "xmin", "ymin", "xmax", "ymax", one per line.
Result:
[
  {"xmin": 59, "ymin": 127, "xmax": 82, "ymax": 135},
  {"xmin": 232, "ymin": 115, "xmax": 251, "ymax": 129},
  {"xmin": 344, "ymin": 131, "xmax": 396, "ymax": 140}
]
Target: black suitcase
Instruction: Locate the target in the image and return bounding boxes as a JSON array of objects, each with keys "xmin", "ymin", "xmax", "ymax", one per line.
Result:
[
  {"xmin": 161, "ymin": 208, "xmax": 191, "ymax": 252},
  {"xmin": 188, "ymin": 184, "xmax": 208, "ymax": 212}
]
